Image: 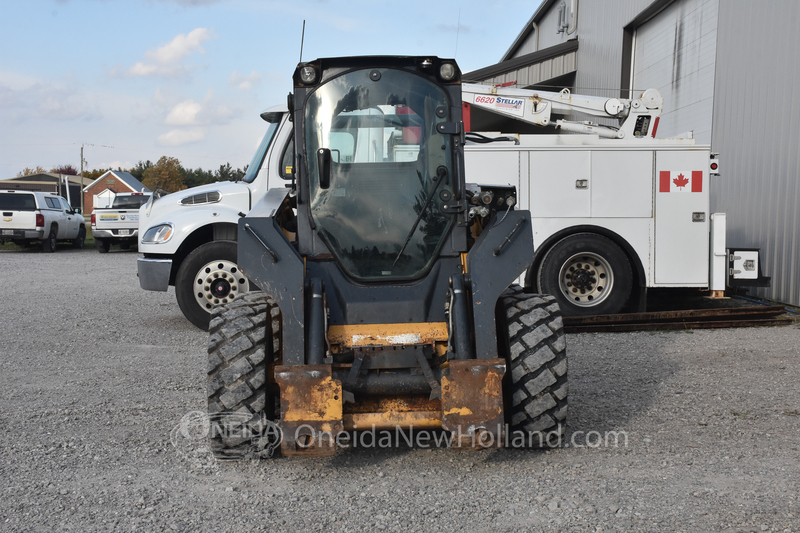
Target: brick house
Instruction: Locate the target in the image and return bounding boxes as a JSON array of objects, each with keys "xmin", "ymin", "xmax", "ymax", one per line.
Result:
[{"xmin": 82, "ymin": 171, "xmax": 151, "ymax": 213}]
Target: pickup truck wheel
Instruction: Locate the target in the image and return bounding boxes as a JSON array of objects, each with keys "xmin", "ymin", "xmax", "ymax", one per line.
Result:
[
  {"xmin": 43, "ymin": 226, "xmax": 57, "ymax": 253},
  {"xmin": 95, "ymin": 238, "xmax": 111, "ymax": 253},
  {"xmin": 208, "ymin": 292, "xmax": 281, "ymax": 460},
  {"xmin": 497, "ymin": 285, "xmax": 567, "ymax": 448},
  {"xmin": 176, "ymin": 241, "xmax": 250, "ymax": 331},
  {"xmin": 537, "ymin": 233, "xmax": 632, "ymax": 316},
  {"xmin": 72, "ymin": 226, "xmax": 86, "ymax": 249}
]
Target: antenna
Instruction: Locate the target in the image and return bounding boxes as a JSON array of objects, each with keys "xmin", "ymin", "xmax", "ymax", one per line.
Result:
[
  {"xmin": 454, "ymin": 9, "xmax": 461, "ymax": 58},
  {"xmin": 299, "ymin": 20, "xmax": 306, "ymax": 63}
]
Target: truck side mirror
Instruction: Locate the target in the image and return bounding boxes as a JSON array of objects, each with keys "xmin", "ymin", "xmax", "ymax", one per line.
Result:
[{"xmin": 317, "ymin": 148, "xmax": 332, "ymax": 190}]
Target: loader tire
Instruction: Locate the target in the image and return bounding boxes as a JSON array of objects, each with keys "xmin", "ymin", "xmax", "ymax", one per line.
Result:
[
  {"xmin": 207, "ymin": 291, "xmax": 281, "ymax": 461},
  {"xmin": 498, "ymin": 285, "xmax": 568, "ymax": 448}
]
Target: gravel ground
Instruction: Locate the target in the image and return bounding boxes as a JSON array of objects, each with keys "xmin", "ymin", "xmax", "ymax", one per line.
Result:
[{"xmin": 0, "ymin": 246, "xmax": 798, "ymax": 532}]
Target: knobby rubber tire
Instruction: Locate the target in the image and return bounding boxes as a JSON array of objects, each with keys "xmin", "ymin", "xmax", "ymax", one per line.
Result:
[
  {"xmin": 498, "ymin": 285, "xmax": 568, "ymax": 448},
  {"xmin": 207, "ymin": 291, "xmax": 281, "ymax": 460},
  {"xmin": 537, "ymin": 233, "xmax": 632, "ymax": 316}
]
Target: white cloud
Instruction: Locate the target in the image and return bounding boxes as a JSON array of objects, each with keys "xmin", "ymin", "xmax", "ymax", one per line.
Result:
[
  {"xmin": 228, "ymin": 70, "xmax": 261, "ymax": 91},
  {"xmin": 0, "ymin": 72, "xmax": 102, "ymax": 123},
  {"xmin": 122, "ymin": 28, "xmax": 212, "ymax": 78},
  {"xmin": 165, "ymin": 100, "xmax": 203, "ymax": 126},
  {"xmin": 157, "ymin": 127, "xmax": 206, "ymax": 146},
  {"xmin": 161, "ymin": 91, "xmax": 238, "ymax": 127}
]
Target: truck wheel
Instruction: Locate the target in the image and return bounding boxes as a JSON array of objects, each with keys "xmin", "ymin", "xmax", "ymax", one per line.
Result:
[
  {"xmin": 72, "ymin": 226, "xmax": 86, "ymax": 249},
  {"xmin": 207, "ymin": 292, "xmax": 282, "ymax": 460},
  {"xmin": 498, "ymin": 285, "xmax": 567, "ymax": 448},
  {"xmin": 176, "ymin": 241, "xmax": 250, "ymax": 331},
  {"xmin": 95, "ymin": 238, "xmax": 111, "ymax": 253},
  {"xmin": 43, "ymin": 226, "xmax": 57, "ymax": 253},
  {"xmin": 537, "ymin": 233, "xmax": 632, "ymax": 316}
]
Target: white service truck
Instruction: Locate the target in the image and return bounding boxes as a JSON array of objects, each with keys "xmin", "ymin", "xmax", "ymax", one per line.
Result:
[
  {"xmin": 138, "ymin": 86, "xmax": 765, "ymax": 329},
  {"xmin": 0, "ymin": 190, "xmax": 86, "ymax": 251},
  {"xmin": 91, "ymin": 192, "xmax": 150, "ymax": 253}
]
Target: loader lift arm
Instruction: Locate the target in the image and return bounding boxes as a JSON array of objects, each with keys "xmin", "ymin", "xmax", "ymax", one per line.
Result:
[{"xmin": 462, "ymin": 83, "xmax": 664, "ymax": 139}]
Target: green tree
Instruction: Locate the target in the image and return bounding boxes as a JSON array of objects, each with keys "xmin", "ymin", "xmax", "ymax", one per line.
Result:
[
  {"xmin": 142, "ymin": 156, "xmax": 186, "ymax": 193},
  {"xmin": 127, "ymin": 160, "xmax": 153, "ymax": 181},
  {"xmin": 184, "ymin": 167, "xmax": 215, "ymax": 188}
]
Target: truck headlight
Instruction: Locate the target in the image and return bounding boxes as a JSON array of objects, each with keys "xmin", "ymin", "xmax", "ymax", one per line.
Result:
[{"xmin": 142, "ymin": 223, "xmax": 174, "ymax": 244}]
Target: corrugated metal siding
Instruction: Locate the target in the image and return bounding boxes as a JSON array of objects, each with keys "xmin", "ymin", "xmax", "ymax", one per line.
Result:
[
  {"xmin": 632, "ymin": 0, "xmax": 718, "ymax": 144},
  {"xmin": 479, "ymin": 51, "xmax": 578, "ymax": 86},
  {"xmin": 712, "ymin": 0, "xmax": 800, "ymax": 307}
]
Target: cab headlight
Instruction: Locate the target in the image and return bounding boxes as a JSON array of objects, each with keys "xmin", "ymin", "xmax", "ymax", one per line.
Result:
[
  {"xmin": 299, "ymin": 66, "xmax": 318, "ymax": 84},
  {"xmin": 439, "ymin": 62, "xmax": 457, "ymax": 81},
  {"xmin": 142, "ymin": 223, "xmax": 174, "ymax": 244}
]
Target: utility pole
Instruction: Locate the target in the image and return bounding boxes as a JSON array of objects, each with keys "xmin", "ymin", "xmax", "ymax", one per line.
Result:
[{"xmin": 80, "ymin": 144, "xmax": 85, "ymax": 215}]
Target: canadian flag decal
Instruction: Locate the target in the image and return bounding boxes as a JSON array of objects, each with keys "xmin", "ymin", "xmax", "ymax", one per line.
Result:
[{"xmin": 659, "ymin": 170, "xmax": 703, "ymax": 192}]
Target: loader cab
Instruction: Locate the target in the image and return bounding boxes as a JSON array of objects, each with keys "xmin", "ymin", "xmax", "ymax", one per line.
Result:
[{"xmin": 292, "ymin": 56, "xmax": 466, "ymax": 282}]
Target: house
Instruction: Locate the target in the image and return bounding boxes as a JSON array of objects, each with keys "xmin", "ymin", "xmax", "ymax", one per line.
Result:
[
  {"xmin": 467, "ymin": 0, "xmax": 800, "ymax": 307},
  {"xmin": 82, "ymin": 171, "xmax": 151, "ymax": 213}
]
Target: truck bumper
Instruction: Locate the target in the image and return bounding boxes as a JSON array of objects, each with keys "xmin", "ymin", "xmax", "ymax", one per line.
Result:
[
  {"xmin": 137, "ymin": 258, "xmax": 172, "ymax": 291},
  {"xmin": 0, "ymin": 229, "xmax": 43, "ymax": 240},
  {"xmin": 92, "ymin": 229, "xmax": 138, "ymax": 239}
]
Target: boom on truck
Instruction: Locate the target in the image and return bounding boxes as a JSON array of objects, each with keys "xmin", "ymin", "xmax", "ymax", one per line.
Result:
[
  {"xmin": 459, "ymin": 82, "xmax": 767, "ymax": 316},
  {"xmin": 206, "ymin": 56, "xmax": 568, "ymax": 459}
]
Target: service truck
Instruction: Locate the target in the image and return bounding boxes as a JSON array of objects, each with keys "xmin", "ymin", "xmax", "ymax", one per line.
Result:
[
  {"xmin": 91, "ymin": 192, "xmax": 150, "ymax": 253},
  {"xmin": 138, "ymin": 80, "xmax": 765, "ymax": 328}
]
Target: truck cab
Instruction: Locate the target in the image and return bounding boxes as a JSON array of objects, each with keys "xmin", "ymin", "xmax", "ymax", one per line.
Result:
[{"xmin": 137, "ymin": 105, "xmax": 294, "ymax": 329}]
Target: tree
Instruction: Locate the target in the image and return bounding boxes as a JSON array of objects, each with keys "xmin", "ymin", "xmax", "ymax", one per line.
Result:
[
  {"xmin": 142, "ymin": 156, "xmax": 186, "ymax": 193},
  {"xmin": 128, "ymin": 160, "xmax": 153, "ymax": 181},
  {"xmin": 84, "ymin": 168, "xmax": 110, "ymax": 181},
  {"xmin": 50, "ymin": 164, "xmax": 78, "ymax": 175},
  {"xmin": 16, "ymin": 166, "xmax": 47, "ymax": 177},
  {"xmin": 184, "ymin": 167, "xmax": 215, "ymax": 189},
  {"xmin": 214, "ymin": 163, "xmax": 248, "ymax": 182}
]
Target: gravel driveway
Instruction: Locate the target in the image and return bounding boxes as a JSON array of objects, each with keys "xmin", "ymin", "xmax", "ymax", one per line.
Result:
[{"xmin": 0, "ymin": 247, "xmax": 798, "ymax": 532}]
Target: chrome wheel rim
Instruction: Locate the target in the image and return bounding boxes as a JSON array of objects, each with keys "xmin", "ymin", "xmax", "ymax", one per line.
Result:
[
  {"xmin": 193, "ymin": 260, "xmax": 249, "ymax": 311},
  {"xmin": 557, "ymin": 252, "xmax": 614, "ymax": 307}
]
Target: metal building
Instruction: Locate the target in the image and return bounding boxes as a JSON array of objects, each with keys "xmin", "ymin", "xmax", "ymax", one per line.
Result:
[{"xmin": 466, "ymin": 0, "xmax": 799, "ymax": 307}]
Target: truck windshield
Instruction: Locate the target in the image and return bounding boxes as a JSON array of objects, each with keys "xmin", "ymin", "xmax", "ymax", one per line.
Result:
[
  {"xmin": 0, "ymin": 193, "xmax": 36, "ymax": 211},
  {"xmin": 304, "ymin": 68, "xmax": 455, "ymax": 281},
  {"xmin": 241, "ymin": 120, "xmax": 281, "ymax": 184}
]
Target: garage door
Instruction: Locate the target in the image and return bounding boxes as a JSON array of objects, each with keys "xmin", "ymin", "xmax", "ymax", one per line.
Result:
[{"xmin": 632, "ymin": 0, "xmax": 719, "ymax": 144}]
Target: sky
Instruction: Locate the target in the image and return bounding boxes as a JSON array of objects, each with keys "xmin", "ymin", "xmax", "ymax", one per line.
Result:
[{"xmin": 0, "ymin": 0, "xmax": 540, "ymax": 177}]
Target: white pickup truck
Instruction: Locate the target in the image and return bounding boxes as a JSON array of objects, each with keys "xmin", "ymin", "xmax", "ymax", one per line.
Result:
[
  {"xmin": 0, "ymin": 190, "xmax": 86, "ymax": 251},
  {"xmin": 91, "ymin": 192, "xmax": 150, "ymax": 253}
]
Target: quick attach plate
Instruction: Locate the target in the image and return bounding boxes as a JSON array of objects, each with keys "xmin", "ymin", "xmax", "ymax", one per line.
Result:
[
  {"xmin": 274, "ymin": 365, "xmax": 343, "ymax": 457},
  {"xmin": 440, "ymin": 358, "xmax": 506, "ymax": 449}
]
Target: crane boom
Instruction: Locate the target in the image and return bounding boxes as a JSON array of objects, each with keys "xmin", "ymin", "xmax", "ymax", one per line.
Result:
[{"xmin": 461, "ymin": 83, "xmax": 664, "ymax": 139}]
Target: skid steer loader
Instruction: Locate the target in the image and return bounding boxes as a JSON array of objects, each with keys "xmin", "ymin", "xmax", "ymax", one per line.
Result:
[{"xmin": 206, "ymin": 56, "xmax": 567, "ymax": 458}]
